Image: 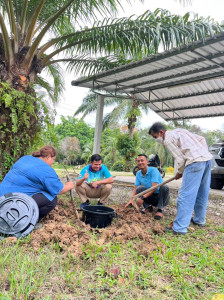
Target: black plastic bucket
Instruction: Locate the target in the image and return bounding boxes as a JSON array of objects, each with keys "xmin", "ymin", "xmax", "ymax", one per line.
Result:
[{"xmin": 81, "ymin": 205, "xmax": 116, "ymax": 228}]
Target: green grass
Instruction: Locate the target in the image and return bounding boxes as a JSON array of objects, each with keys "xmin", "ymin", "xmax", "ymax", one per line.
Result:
[{"xmin": 0, "ymin": 195, "xmax": 223, "ymax": 299}]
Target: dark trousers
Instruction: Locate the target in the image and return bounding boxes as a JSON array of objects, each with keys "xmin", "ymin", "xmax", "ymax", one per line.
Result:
[
  {"xmin": 32, "ymin": 193, "xmax": 58, "ymax": 220},
  {"xmin": 136, "ymin": 185, "xmax": 170, "ymax": 210}
]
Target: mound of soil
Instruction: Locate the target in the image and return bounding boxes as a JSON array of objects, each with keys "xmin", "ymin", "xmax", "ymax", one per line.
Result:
[{"xmin": 30, "ymin": 199, "xmax": 165, "ymax": 257}]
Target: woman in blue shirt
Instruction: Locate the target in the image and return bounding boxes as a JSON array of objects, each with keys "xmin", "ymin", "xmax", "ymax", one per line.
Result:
[{"xmin": 0, "ymin": 145, "xmax": 74, "ymax": 219}]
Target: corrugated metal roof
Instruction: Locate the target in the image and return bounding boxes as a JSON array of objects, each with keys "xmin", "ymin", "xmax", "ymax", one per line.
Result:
[{"xmin": 72, "ymin": 32, "xmax": 224, "ymax": 121}]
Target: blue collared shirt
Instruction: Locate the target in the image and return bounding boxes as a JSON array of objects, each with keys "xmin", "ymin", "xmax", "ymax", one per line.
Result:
[{"xmin": 135, "ymin": 167, "xmax": 163, "ymax": 193}]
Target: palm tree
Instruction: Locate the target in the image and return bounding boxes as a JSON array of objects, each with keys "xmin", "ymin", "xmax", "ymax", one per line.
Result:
[
  {"xmin": 0, "ymin": 0, "xmax": 222, "ymax": 177},
  {"xmin": 80, "ymin": 141, "xmax": 93, "ymax": 163},
  {"xmin": 0, "ymin": 1, "xmax": 222, "ymax": 95},
  {"xmin": 74, "ymin": 93, "xmax": 150, "ymax": 138}
]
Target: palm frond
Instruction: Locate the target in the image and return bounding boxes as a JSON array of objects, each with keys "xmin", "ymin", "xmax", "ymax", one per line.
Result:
[
  {"xmin": 74, "ymin": 92, "xmax": 123, "ymax": 118},
  {"xmin": 35, "ymin": 64, "xmax": 64, "ymax": 104},
  {"xmin": 103, "ymin": 100, "xmax": 129, "ymax": 128},
  {"xmin": 45, "ymin": 63, "xmax": 65, "ymax": 104},
  {"xmin": 41, "ymin": 9, "xmax": 223, "ymax": 69},
  {"xmin": 24, "ymin": 0, "xmax": 45, "ymax": 46},
  {"xmin": 74, "ymin": 93, "xmax": 98, "ymax": 118},
  {"xmin": 0, "ymin": 11, "xmax": 14, "ymax": 66},
  {"xmin": 8, "ymin": 0, "xmax": 18, "ymax": 52},
  {"xmin": 24, "ymin": 0, "xmax": 75, "ymax": 70},
  {"xmin": 35, "ymin": 76, "xmax": 55, "ymax": 103},
  {"xmin": 46, "ymin": 54, "xmax": 132, "ymax": 75}
]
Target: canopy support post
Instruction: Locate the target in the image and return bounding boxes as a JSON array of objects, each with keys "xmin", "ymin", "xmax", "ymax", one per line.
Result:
[{"xmin": 93, "ymin": 94, "xmax": 104, "ymax": 154}]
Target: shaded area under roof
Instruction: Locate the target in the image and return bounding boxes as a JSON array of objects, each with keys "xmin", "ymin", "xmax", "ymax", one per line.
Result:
[{"xmin": 72, "ymin": 32, "xmax": 224, "ymax": 121}]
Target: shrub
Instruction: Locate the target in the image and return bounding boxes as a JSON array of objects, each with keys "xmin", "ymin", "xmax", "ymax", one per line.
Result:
[
  {"xmin": 166, "ymin": 166, "xmax": 174, "ymax": 174},
  {"xmin": 112, "ymin": 160, "xmax": 125, "ymax": 171}
]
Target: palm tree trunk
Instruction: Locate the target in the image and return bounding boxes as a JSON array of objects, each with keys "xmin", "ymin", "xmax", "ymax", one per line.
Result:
[{"xmin": 128, "ymin": 100, "xmax": 139, "ymax": 139}]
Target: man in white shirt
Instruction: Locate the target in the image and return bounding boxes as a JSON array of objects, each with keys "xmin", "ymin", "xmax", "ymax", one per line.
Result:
[{"xmin": 149, "ymin": 122, "xmax": 212, "ymax": 235}]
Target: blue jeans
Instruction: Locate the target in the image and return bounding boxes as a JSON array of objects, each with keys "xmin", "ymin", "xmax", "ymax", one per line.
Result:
[{"xmin": 173, "ymin": 160, "xmax": 212, "ymax": 233}]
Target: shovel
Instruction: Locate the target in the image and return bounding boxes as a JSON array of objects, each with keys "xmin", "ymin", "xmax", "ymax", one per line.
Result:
[
  {"xmin": 130, "ymin": 175, "xmax": 177, "ymax": 212},
  {"xmin": 66, "ymin": 175, "xmax": 79, "ymax": 219}
]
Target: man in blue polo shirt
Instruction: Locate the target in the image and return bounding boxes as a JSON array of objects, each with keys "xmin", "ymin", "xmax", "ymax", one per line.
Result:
[
  {"xmin": 125, "ymin": 154, "xmax": 170, "ymax": 220},
  {"xmin": 75, "ymin": 154, "xmax": 113, "ymax": 208}
]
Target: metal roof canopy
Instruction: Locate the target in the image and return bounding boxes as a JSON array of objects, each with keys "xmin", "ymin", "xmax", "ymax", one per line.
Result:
[{"xmin": 72, "ymin": 32, "xmax": 224, "ymax": 121}]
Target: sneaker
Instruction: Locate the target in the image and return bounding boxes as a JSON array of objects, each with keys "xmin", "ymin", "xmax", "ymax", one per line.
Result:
[
  {"xmin": 97, "ymin": 201, "xmax": 103, "ymax": 206},
  {"xmin": 191, "ymin": 218, "xmax": 205, "ymax": 227},
  {"xmin": 80, "ymin": 200, "xmax": 90, "ymax": 209}
]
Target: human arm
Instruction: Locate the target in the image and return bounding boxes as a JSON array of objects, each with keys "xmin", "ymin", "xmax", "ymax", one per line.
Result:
[
  {"xmin": 91, "ymin": 176, "xmax": 114, "ymax": 189},
  {"xmin": 165, "ymin": 138, "xmax": 185, "ymax": 174},
  {"xmin": 140, "ymin": 182, "xmax": 158, "ymax": 198},
  {"xmin": 193, "ymin": 133, "xmax": 208, "ymax": 148},
  {"xmin": 125, "ymin": 186, "xmax": 137, "ymax": 208},
  {"xmin": 90, "ymin": 165, "xmax": 113, "ymax": 189},
  {"xmin": 40, "ymin": 166, "xmax": 73, "ymax": 199},
  {"xmin": 76, "ymin": 170, "xmax": 89, "ymax": 186},
  {"xmin": 59, "ymin": 181, "xmax": 74, "ymax": 194}
]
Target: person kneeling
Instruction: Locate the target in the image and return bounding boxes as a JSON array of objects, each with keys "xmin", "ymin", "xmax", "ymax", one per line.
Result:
[
  {"xmin": 75, "ymin": 154, "xmax": 113, "ymax": 208},
  {"xmin": 125, "ymin": 154, "xmax": 170, "ymax": 220},
  {"xmin": 0, "ymin": 145, "xmax": 74, "ymax": 221}
]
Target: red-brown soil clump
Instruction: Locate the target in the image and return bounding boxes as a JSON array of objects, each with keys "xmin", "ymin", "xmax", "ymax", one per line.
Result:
[{"xmin": 30, "ymin": 199, "xmax": 165, "ymax": 257}]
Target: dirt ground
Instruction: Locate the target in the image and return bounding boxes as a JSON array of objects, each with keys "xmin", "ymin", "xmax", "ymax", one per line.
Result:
[
  {"xmin": 29, "ymin": 184, "xmax": 224, "ymax": 258},
  {"xmin": 30, "ymin": 198, "xmax": 164, "ymax": 258}
]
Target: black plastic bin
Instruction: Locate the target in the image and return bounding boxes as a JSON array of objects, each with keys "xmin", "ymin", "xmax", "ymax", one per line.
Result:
[
  {"xmin": 0, "ymin": 193, "xmax": 39, "ymax": 240},
  {"xmin": 81, "ymin": 205, "xmax": 116, "ymax": 228}
]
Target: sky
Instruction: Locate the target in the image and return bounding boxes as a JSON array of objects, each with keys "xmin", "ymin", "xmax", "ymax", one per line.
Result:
[{"xmin": 54, "ymin": 0, "xmax": 224, "ymax": 131}]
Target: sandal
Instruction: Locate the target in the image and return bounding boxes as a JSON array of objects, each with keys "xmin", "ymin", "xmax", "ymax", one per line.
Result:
[{"xmin": 154, "ymin": 211, "xmax": 163, "ymax": 220}]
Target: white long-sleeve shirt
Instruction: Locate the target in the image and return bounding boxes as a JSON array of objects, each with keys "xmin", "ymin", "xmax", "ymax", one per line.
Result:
[{"xmin": 164, "ymin": 128, "xmax": 212, "ymax": 173}]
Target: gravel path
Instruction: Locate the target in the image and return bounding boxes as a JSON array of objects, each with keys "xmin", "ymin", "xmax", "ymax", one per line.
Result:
[{"xmin": 110, "ymin": 175, "xmax": 224, "ymax": 226}]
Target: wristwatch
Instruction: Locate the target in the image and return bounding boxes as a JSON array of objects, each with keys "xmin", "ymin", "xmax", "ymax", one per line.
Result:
[{"xmin": 140, "ymin": 195, "xmax": 145, "ymax": 200}]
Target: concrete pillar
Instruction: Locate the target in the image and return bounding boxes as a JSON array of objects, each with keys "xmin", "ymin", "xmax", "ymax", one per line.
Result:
[{"xmin": 93, "ymin": 94, "xmax": 104, "ymax": 154}]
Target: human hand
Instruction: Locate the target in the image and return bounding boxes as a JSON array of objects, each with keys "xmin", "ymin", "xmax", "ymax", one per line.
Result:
[
  {"xmin": 125, "ymin": 198, "xmax": 134, "ymax": 208},
  {"xmin": 175, "ymin": 172, "xmax": 182, "ymax": 180},
  {"xmin": 84, "ymin": 170, "xmax": 89, "ymax": 180},
  {"xmin": 91, "ymin": 181, "xmax": 99, "ymax": 189},
  {"xmin": 67, "ymin": 181, "xmax": 74, "ymax": 190}
]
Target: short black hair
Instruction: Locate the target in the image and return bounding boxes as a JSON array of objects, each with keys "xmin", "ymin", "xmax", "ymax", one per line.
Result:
[
  {"xmin": 148, "ymin": 122, "xmax": 166, "ymax": 134},
  {"xmin": 91, "ymin": 154, "xmax": 102, "ymax": 162},
  {"xmin": 137, "ymin": 154, "xmax": 147, "ymax": 159}
]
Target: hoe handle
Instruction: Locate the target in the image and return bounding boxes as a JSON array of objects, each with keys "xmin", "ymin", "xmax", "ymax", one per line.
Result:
[
  {"xmin": 132, "ymin": 175, "xmax": 176, "ymax": 201},
  {"xmin": 66, "ymin": 175, "xmax": 79, "ymax": 219}
]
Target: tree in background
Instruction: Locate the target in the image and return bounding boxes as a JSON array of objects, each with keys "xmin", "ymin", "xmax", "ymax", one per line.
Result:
[
  {"xmin": 58, "ymin": 136, "xmax": 80, "ymax": 165},
  {"xmin": 116, "ymin": 133, "xmax": 140, "ymax": 171},
  {"xmin": 54, "ymin": 116, "xmax": 94, "ymax": 151},
  {"xmin": 75, "ymin": 95, "xmax": 149, "ymax": 139},
  {"xmin": 48, "ymin": 117, "xmax": 224, "ymax": 171},
  {"xmin": 101, "ymin": 128, "xmax": 121, "ymax": 169},
  {"xmin": 204, "ymin": 129, "xmax": 224, "ymax": 146},
  {"xmin": 80, "ymin": 142, "xmax": 94, "ymax": 164}
]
